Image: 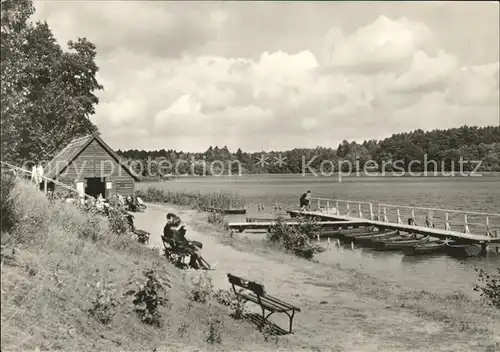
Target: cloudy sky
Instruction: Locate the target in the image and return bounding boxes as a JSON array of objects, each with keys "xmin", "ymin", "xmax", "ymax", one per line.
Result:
[{"xmin": 34, "ymin": 1, "xmax": 499, "ymax": 152}]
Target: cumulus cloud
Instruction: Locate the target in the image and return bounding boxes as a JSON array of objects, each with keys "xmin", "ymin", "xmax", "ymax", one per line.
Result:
[
  {"xmin": 33, "ymin": 2, "xmax": 499, "ymax": 152},
  {"xmin": 33, "ymin": 1, "xmax": 219, "ymax": 58},
  {"xmin": 323, "ymin": 16, "xmax": 436, "ymax": 73},
  {"xmin": 391, "ymin": 50, "xmax": 458, "ymax": 93},
  {"xmin": 445, "ymin": 62, "xmax": 500, "ymax": 106}
]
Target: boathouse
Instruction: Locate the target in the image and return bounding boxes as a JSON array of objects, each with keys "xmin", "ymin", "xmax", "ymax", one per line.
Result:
[{"xmin": 44, "ymin": 132, "xmax": 140, "ymax": 198}]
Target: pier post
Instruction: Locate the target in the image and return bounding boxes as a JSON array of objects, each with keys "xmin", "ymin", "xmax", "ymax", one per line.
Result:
[
  {"xmin": 425, "ymin": 210, "xmax": 434, "ymax": 228},
  {"xmin": 445, "ymin": 212, "xmax": 450, "ymax": 231},
  {"xmin": 317, "ymin": 199, "xmax": 321, "ymax": 211},
  {"xmin": 336, "ymin": 201, "xmax": 339, "ymax": 215},
  {"xmin": 397, "ymin": 208, "xmax": 402, "ymax": 224},
  {"xmin": 383, "ymin": 207, "xmax": 388, "ymax": 222},
  {"xmin": 411, "ymin": 209, "xmax": 416, "ymax": 225},
  {"xmin": 377, "ymin": 205, "xmax": 381, "ymax": 221},
  {"xmin": 369, "ymin": 203, "xmax": 374, "ymax": 220},
  {"xmin": 464, "ymin": 214, "xmax": 470, "ymax": 234},
  {"xmin": 486, "ymin": 216, "xmax": 490, "ymax": 236},
  {"xmin": 358, "ymin": 203, "xmax": 363, "ymax": 218},
  {"xmin": 480, "ymin": 242, "xmax": 488, "ymax": 256},
  {"xmin": 346, "ymin": 203, "xmax": 350, "ymax": 218},
  {"xmin": 327, "ymin": 201, "xmax": 330, "ymax": 213}
]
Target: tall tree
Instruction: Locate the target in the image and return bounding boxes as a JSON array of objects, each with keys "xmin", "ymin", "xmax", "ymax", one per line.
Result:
[
  {"xmin": 1, "ymin": 0, "xmax": 103, "ymax": 162},
  {"xmin": 1, "ymin": 0, "xmax": 34, "ymax": 161}
]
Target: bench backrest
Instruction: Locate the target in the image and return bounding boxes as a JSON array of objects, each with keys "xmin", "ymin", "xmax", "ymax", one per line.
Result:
[{"xmin": 227, "ymin": 273, "xmax": 265, "ymax": 296}]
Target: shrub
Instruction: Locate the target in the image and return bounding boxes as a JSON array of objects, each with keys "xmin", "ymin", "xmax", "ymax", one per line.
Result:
[
  {"xmin": 474, "ymin": 268, "xmax": 500, "ymax": 309},
  {"xmin": 79, "ymin": 214, "xmax": 104, "ymax": 242},
  {"xmin": 207, "ymin": 211, "xmax": 225, "ymax": 226},
  {"xmin": 267, "ymin": 216, "xmax": 324, "ymax": 259},
  {"xmin": 125, "ymin": 268, "xmax": 171, "ymax": 328},
  {"xmin": 5, "ymin": 180, "xmax": 52, "ymax": 245},
  {"xmin": 213, "ymin": 289, "xmax": 247, "ymax": 319},
  {"xmin": 205, "ymin": 313, "xmax": 222, "ymax": 344},
  {"xmin": 88, "ymin": 281, "xmax": 120, "ymax": 325},
  {"xmin": 108, "ymin": 209, "xmax": 131, "ymax": 235},
  {"xmin": 177, "ymin": 321, "xmax": 190, "ymax": 338},
  {"xmin": 1, "ymin": 170, "xmax": 17, "ymax": 234},
  {"xmin": 189, "ymin": 272, "xmax": 213, "ymax": 304}
]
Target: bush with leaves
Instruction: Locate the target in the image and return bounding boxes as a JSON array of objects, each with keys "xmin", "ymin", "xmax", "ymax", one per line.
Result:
[
  {"xmin": 267, "ymin": 216, "xmax": 324, "ymax": 259},
  {"xmin": 207, "ymin": 211, "xmax": 226, "ymax": 226},
  {"xmin": 79, "ymin": 214, "xmax": 103, "ymax": 242},
  {"xmin": 88, "ymin": 281, "xmax": 120, "ymax": 325},
  {"xmin": 205, "ymin": 313, "xmax": 223, "ymax": 344},
  {"xmin": 213, "ymin": 289, "xmax": 248, "ymax": 319},
  {"xmin": 474, "ymin": 268, "xmax": 500, "ymax": 309},
  {"xmin": 189, "ymin": 272, "xmax": 214, "ymax": 304},
  {"xmin": 125, "ymin": 268, "xmax": 171, "ymax": 328},
  {"xmin": 108, "ymin": 208, "xmax": 131, "ymax": 235}
]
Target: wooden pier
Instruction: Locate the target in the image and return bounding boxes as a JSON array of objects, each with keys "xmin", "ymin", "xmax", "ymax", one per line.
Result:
[
  {"xmin": 286, "ymin": 197, "xmax": 500, "ymax": 244},
  {"xmin": 227, "ymin": 220, "xmax": 367, "ymax": 233}
]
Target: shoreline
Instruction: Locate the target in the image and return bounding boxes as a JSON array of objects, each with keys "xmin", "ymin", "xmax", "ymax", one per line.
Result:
[{"xmin": 140, "ymin": 171, "xmax": 500, "ymax": 181}]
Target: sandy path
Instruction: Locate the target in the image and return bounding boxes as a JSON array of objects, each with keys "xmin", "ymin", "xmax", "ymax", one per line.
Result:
[{"xmin": 133, "ymin": 203, "xmax": 498, "ymax": 352}]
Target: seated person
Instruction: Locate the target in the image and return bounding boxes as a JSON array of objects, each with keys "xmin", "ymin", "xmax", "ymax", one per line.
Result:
[
  {"xmin": 125, "ymin": 196, "xmax": 138, "ymax": 212},
  {"xmin": 136, "ymin": 196, "xmax": 146, "ymax": 208},
  {"xmin": 95, "ymin": 194, "xmax": 106, "ymax": 211},
  {"xmin": 162, "ymin": 213, "xmax": 208, "ymax": 269}
]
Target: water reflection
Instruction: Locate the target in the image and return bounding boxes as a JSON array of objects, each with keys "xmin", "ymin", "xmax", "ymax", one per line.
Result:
[{"xmin": 316, "ymin": 241, "xmax": 499, "ymax": 298}]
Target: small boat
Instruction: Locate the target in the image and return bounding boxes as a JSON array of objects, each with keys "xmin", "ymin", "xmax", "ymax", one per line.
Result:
[
  {"xmin": 341, "ymin": 229, "xmax": 377, "ymax": 239},
  {"xmin": 353, "ymin": 230, "xmax": 402, "ymax": 245},
  {"xmin": 204, "ymin": 207, "xmax": 246, "ymax": 215},
  {"xmin": 444, "ymin": 242, "xmax": 483, "ymax": 258},
  {"xmin": 367, "ymin": 233, "xmax": 420, "ymax": 246},
  {"xmin": 403, "ymin": 240, "xmax": 446, "ymax": 255},
  {"xmin": 246, "ymin": 217, "xmax": 294, "ymax": 223},
  {"xmin": 320, "ymin": 227, "xmax": 374, "ymax": 238},
  {"xmin": 374, "ymin": 236, "xmax": 431, "ymax": 251}
]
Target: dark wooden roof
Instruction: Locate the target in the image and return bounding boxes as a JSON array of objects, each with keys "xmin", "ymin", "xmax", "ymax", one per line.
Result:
[{"xmin": 44, "ymin": 132, "xmax": 140, "ymax": 181}]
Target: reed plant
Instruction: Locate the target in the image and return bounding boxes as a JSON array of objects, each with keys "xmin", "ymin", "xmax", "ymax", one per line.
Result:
[{"xmin": 136, "ymin": 187, "xmax": 245, "ymax": 210}]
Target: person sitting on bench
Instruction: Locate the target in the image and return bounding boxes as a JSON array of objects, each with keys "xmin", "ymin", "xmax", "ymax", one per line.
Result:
[
  {"xmin": 125, "ymin": 196, "xmax": 139, "ymax": 212},
  {"xmin": 162, "ymin": 213, "xmax": 208, "ymax": 270}
]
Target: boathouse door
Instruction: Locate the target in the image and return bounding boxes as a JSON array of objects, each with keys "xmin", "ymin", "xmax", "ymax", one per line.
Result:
[{"xmin": 85, "ymin": 177, "xmax": 106, "ymax": 199}]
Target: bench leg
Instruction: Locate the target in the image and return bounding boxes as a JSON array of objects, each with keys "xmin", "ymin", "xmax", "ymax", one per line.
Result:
[
  {"xmin": 285, "ymin": 309, "xmax": 296, "ymax": 334},
  {"xmin": 261, "ymin": 309, "xmax": 276, "ymax": 331},
  {"xmin": 262, "ymin": 309, "xmax": 296, "ymax": 334}
]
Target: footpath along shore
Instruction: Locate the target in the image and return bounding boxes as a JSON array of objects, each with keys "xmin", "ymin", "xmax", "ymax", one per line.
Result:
[{"xmin": 133, "ymin": 203, "xmax": 500, "ymax": 352}]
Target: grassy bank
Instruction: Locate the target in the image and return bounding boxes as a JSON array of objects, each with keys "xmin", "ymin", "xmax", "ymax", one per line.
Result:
[
  {"xmin": 0, "ymin": 179, "xmax": 288, "ymax": 351},
  {"xmin": 136, "ymin": 187, "xmax": 245, "ymax": 210}
]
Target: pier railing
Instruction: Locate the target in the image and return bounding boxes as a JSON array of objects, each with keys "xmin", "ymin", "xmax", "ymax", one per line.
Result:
[
  {"xmin": 1, "ymin": 161, "xmax": 96, "ymax": 201},
  {"xmin": 312, "ymin": 197, "xmax": 500, "ymax": 237}
]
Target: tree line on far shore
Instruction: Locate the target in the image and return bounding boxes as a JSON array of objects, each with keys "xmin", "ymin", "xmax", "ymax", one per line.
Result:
[{"xmin": 117, "ymin": 125, "xmax": 500, "ymax": 176}]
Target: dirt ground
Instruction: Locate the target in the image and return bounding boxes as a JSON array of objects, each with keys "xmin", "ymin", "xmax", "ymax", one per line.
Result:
[{"xmin": 134, "ymin": 203, "xmax": 500, "ymax": 352}]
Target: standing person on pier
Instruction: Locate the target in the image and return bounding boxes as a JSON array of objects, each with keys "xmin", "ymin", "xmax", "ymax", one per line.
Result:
[{"xmin": 300, "ymin": 190, "xmax": 311, "ymax": 210}]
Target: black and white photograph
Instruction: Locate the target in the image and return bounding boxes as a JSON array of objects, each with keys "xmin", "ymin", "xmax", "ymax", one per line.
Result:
[{"xmin": 1, "ymin": 1, "xmax": 499, "ymax": 351}]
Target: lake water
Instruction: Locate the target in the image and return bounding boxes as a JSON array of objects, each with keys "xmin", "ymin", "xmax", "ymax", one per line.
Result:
[{"xmin": 139, "ymin": 174, "xmax": 500, "ymax": 298}]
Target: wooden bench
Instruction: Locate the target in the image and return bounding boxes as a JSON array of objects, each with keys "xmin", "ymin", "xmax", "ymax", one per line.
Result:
[{"xmin": 227, "ymin": 273, "xmax": 301, "ymax": 334}]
